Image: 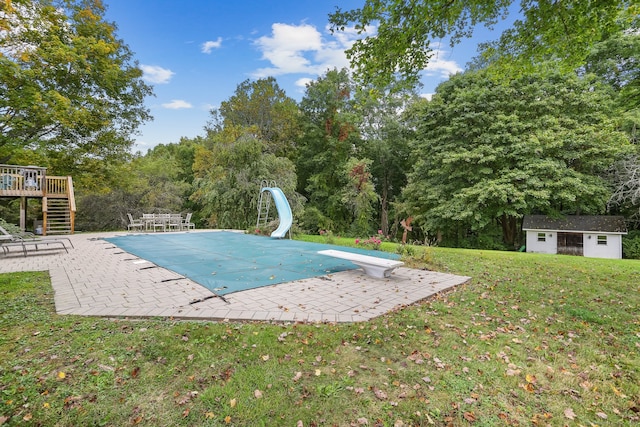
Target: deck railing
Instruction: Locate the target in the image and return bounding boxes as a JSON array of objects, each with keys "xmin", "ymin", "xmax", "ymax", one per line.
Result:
[
  {"xmin": 0, "ymin": 164, "xmax": 73, "ymax": 198},
  {"xmin": 0, "ymin": 164, "xmax": 47, "ymax": 196}
]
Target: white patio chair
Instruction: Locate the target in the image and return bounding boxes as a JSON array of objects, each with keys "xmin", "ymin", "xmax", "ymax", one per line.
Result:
[
  {"xmin": 168, "ymin": 214, "xmax": 182, "ymax": 231},
  {"xmin": 151, "ymin": 213, "xmax": 169, "ymax": 232},
  {"xmin": 181, "ymin": 213, "xmax": 195, "ymax": 230},
  {"xmin": 127, "ymin": 213, "xmax": 145, "ymax": 232}
]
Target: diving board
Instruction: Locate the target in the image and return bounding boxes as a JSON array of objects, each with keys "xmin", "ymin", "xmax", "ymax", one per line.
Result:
[{"xmin": 318, "ymin": 249, "xmax": 404, "ymax": 279}]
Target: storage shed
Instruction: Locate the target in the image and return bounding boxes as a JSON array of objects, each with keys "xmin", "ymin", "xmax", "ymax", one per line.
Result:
[{"xmin": 522, "ymin": 215, "xmax": 627, "ymax": 259}]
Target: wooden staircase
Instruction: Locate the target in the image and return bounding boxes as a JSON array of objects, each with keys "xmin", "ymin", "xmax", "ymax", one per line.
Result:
[
  {"xmin": 0, "ymin": 164, "xmax": 76, "ymax": 235},
  {"xmin": 45, "ymin": 198, "xmax": 73, "ymax": 235}
]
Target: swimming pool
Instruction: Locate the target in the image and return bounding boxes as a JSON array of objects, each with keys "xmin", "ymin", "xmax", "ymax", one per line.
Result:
[{"xmin": 105, "ymin": 231, "xmax": 400, "ymax": 296}]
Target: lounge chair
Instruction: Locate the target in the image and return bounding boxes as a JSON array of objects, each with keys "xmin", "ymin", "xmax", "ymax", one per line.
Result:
[
  {"xmin": 0, "ymin": 225, "xmax": 72, "ymax": 256},
  {"xmin": 127, "ymin": 213, "xmax": 145, "ymax": 232}
]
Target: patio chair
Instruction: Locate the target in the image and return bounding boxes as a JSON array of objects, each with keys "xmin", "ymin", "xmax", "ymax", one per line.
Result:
[
  {"xmin": 151, "ymin": 213, "xmax": 168, "ymax": 232},
  {"xmin": 168, "ymin": 214, "xmax": 182, "ymax": 231},
  {"xmin": 0, "ymin": 225, "xmax": 71, "ymax": 256},
  {"xmin": 1, "ymin": 174, "xmax": 14, "ymax": 190},
  {"xmin": 141, "ymin": 213, "xmax": 155, "ymax": 231},
  {"xmin": 127, "ymin": 213, "xmax": 145, "ymax": 232},
  {"xmin": 181, "ymin": 213, "xmax": 195, "ymax": 230}
]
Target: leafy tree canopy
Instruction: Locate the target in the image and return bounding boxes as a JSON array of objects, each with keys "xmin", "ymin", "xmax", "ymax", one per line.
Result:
[
  {"xmin": 402, "ymin": 66, "xmax": 631, "ymax": 247},
  {"xmin": 582, "ymin": 30, "xmax": 640, "ymax": 109},
  {"xmin": 190, "ymin": 132, "xmax": 298, "ymax": 230},
  {"xmin": 207, "ymin": 77, "xmax": 301, "ymax": 159},
  {"xmin": 0, "ymin": 0, "xmax": 152, "ymax": 166},
  {"xmin": 296, "ymin": 69, "xmax": 362, "ymax": 232},
  {"xmin": 329, "ymin": 0, "xmax": 636, "ymax": 88}
]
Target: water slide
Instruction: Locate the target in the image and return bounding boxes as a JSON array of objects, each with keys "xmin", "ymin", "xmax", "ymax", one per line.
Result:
[{"xmin": 261, "ymin": 187, "xmax": 293, "ymax": 238}]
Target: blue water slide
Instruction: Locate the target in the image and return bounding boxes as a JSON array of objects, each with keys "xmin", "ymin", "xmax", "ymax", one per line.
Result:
[{"xmin": 262, "ymin": 187, "xmax": 293, "ymax": 238}]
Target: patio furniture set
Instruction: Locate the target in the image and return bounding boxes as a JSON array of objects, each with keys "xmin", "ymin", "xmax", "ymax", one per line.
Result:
[{"xmin": 127, "ymin": 213, "xmax": 195, "ymax": 232}]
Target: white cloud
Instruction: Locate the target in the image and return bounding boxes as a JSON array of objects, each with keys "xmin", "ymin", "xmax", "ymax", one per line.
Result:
[
  {"xmin": 161, "ymin": 100, "xmax": 193, "ymax": 109},
  {"xmin": 295, "ymin": 77, "xmax": 313, "ymax": 90},
  {"xmin": 252, "ymin": 22, "xmax": 362, "ymax": 78},
  {"xmin": 201, "ymin": 37, "xmax": 223, "ymax": 54},
  {"xmin": 251, "ymin": 22, "xmax": 463, "ymax": 91},
  {"xmin": 140, "ymin": 65, "xmax": 174, "ymax": 84},
  {"xmin": 424, "ymin": 55, "xmax": 463, "ymax": 78},
  {"xmin": 422, "ymin": 44, "xmax": 464, "ymax": 78}
]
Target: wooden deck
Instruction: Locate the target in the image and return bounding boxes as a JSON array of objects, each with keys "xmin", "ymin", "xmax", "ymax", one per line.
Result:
[{"xmin": 0, "ymin": 164, "xmax": 76, "ymax": 235}]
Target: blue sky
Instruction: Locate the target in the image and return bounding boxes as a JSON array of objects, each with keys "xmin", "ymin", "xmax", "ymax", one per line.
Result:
[{"xmin": 103, "ymin": 1, "xmax": 517, "ymax": 151}]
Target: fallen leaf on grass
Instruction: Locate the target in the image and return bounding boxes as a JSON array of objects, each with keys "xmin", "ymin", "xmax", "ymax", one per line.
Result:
[
  {"xmin": 596, "ymin": 412, "xmax": 607, "ymax": 419},
  {"xmin": 176, "ymin": 391, "xmax": 198, "ymax": 405},
  {"xmin": 610, "ymin": 385, "xmax": 627, "ymax": 398},
  {"xmin": 373, "ymin": 388, "xmax": 387, "ymax": 400},
  {"xmin": 463, "ymin": 412, "xmax": 476, "ymax": 422},
  {"xmin": 292, "ymin": 372, "xmax": 302, "ymax": 382},
  {"xmin": 230, "ymin": 398, "xmax": 237, "ymax": 408},
  {"xmin": 64, "ymin": 395, "xmax": 84, "ymax": 409},
  {"xmin": 131, "ymin": 367, "xmax": 140, "ymax": 378},
  {"xmin": 505, "ymin": 368, "xmax": 521, "ymax": 376},
  {"xmin": 254, "ymin": 389, "xmax": 263, "ymax": 399},
  {"xmin": 564, "ymin": 408, "xmax": 576, "ymax": 420}
]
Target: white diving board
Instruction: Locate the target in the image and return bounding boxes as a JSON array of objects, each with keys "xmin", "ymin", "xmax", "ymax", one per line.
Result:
[{"xmin": 318, "ymin": 249, "xmax": 404, "ymax": 279}]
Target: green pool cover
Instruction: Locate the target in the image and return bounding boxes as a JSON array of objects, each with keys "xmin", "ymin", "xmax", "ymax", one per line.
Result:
[{"xmin": 105, "ymin": 232, "xmax": 400, "ymax": 296}]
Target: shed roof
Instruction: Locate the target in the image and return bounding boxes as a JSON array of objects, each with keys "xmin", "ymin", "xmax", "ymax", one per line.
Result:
[{"xmin": 522, "ymin": 215, "xmax": 627, "ymax": 233}]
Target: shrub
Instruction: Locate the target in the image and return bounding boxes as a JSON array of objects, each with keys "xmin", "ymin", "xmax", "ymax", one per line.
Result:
[
  {"xmin": 355, "ymin": 230, "xmax": 387, "ymax": 250},
  {"xmin": 622, "ymin": 230, "xmax": 640, "ymax": 259}
]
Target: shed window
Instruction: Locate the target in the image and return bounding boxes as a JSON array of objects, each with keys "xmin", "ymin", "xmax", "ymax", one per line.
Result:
[
  {"xmin": 597, "ymin": 235, "xmax": 607, "ymax": 245},
  {"xmin": 537, "ymin": 233, "xmax": 546, "ymax": 242}
]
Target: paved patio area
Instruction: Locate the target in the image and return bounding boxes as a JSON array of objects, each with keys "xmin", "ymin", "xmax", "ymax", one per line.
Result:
[{"xmin": 0, "ymin": 231, "xmax": 471, "ymax": 323}]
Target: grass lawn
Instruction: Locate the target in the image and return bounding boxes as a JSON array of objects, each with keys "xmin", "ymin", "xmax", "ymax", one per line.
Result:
[{"xmin": 1, "ymin": 241, "xmax": 639, "ymax": 426}]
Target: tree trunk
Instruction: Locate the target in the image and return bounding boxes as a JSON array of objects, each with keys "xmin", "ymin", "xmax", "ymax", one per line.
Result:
[
  {"xmin": 380, "ymin": 182, "xmax": 389, "ymax": 236},
  {"xmin": 500, "ymin": 214, "xmax": 518, "ymax": 248}
]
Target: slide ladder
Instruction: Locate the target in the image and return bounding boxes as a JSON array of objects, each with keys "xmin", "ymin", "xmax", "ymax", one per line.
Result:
[
  {"xmin": 256, "ymin": 180, "xmax": 293, "ymax": 239},
  {"xmin": 256, "ymin": 180, "xmax": 276, "ymax": 229}
]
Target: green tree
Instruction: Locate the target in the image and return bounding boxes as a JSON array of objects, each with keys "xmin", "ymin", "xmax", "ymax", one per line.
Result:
[
  {"xmin": 341, "ymin": 157, "xmax": 378, "ymax": 236},
  {"xmin": 75, "ymin": 145, "xmax": 192, "ymax": 231},
  {"xmin": 209, "ymin": 77, "xmax": 301, "ymax": 159},
  {"xmin": 355, "ymin": 86, "xmax": 415, "ymax": 236},
  {"xmin": 296, "ymin": 69, "xmax": 361, "ymax": 233},
  {"xmin": 583, "ymin": 30, "xmax": 640, "ymax": 110},
  {"xmin": 190, "ymin": 129, "xmax": 298, "ymax": 230},
  {"xmin": 0, "ymin": 0, "xmax": 152, "ymax": 164},
  {"xmin": 402, "ymin": 67, "xmax": 630, "ymax": 248},
  {"xmin": 329, "ymin": 0, "xmax": 635, "ymax": 88}
]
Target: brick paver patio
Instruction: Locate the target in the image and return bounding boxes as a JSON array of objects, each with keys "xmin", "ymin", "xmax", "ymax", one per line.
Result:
[{"xmin": 0, "ymin": 231, "xmax": 471, "ymax": 323}]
